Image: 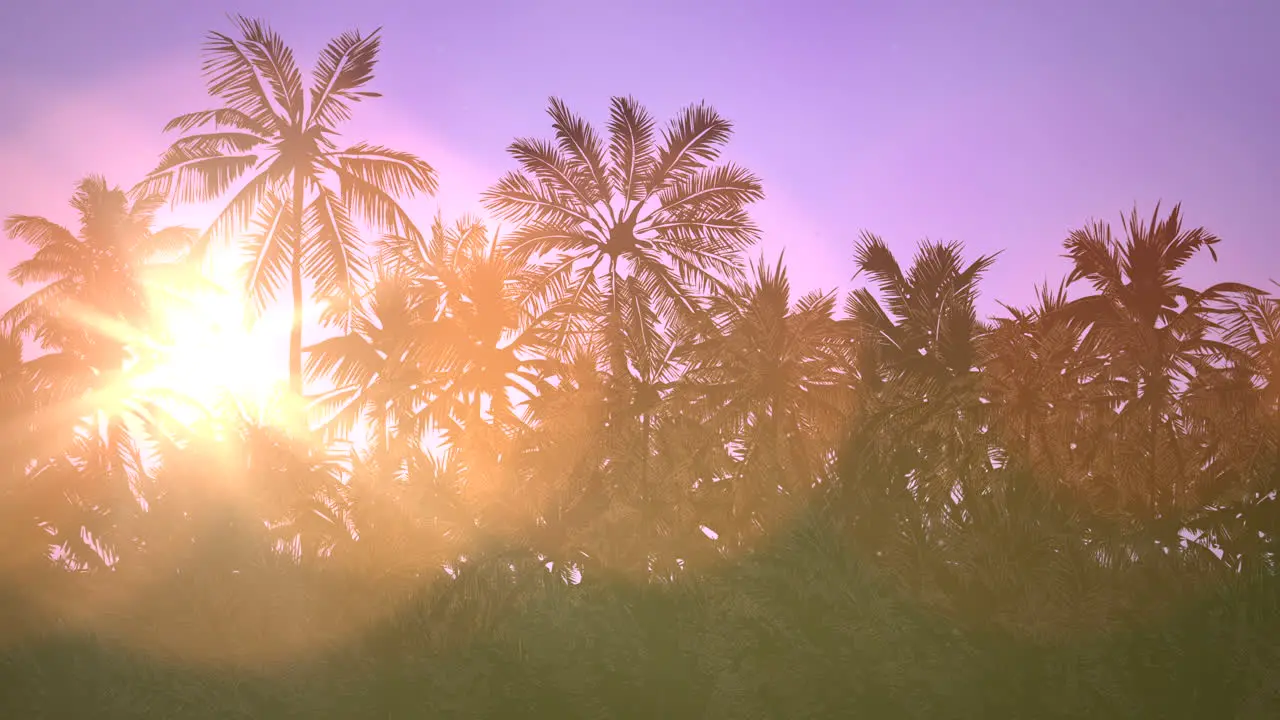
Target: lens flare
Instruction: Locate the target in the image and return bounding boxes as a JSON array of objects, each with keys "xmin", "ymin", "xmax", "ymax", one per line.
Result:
[{"xmin": 124, "ymin": 262, "xmax": 294, "ymax": 430}]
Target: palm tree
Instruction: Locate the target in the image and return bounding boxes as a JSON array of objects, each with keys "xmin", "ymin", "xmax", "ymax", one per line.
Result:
[
  {"xmin": 1060, "ymin": 204, "xmax": 1259, "ymax": 521},
  {"xmin": 309, "ymin": 217, "xmax": 548, "ymax": 454},
  {"xmin": 0, "ymin": 333, "xmax": 50, "ymax": 575},
  {"xmin": 387, "ymin": 215, "xmax": 551, "ymax": 437},
  {"xmin": 309, "ymin": 217, "xmax": 555, "ymax": 571},
  {"xmin": 306, "ymin": 261, "xmax": 442, "ymax": 458},
  {"xmin": 139, "ymin": 15, "xmax": 437, "ymax": 395},
  {"xmin": 681, "ymin": 256, "xmax": 849, "ymax": 552},
  {"xmin": 833, "ymin": 234, "xmax": 998, "ymax": 599},
  {"xmin": 1, "ymin": 175, "xmax": 200, "ymax": 524},
  {"xmin": 1182, "ymin": 283, "xmax": 1280, "ymax": 571},
  {"xmin": 481, "ymin": 96, "xmax": 763, "ymax": 383},
  {"xmin": 3, "ymin": 175, "xmax": 197, "ymax": 390},
  {"xmin": 980, "ymin": 280, "xmax": 1118, "ymax": 481}
]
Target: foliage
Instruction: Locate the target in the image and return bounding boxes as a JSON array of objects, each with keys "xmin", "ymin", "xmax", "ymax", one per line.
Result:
[
  {"xmin": 1, "ymin": 14, "xmax": 1278, "ymax": 718},
  {"xmin": 139, "ymin": 15, "xmax": 437, "ymax": 393}
]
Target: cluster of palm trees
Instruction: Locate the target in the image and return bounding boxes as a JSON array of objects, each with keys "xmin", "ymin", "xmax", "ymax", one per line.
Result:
[{"xmin": 1, "ymin": 17, "xmax": 1276, "ymax": 636}]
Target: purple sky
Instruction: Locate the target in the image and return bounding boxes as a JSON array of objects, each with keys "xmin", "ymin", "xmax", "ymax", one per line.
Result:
[{"xmin": 2, "ymin": 0, "xmax": 1277, "ymax": 317}]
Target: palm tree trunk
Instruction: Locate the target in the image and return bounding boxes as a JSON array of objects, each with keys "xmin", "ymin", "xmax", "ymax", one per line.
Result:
[
  {"xmin": 606, "ymin": 257, "xmax": 626, "ymax": 381},
  {"xmin": 640, "ymin": 409, "xmax": 651, "ymax": 529},
  {"xmin": 289, "ymin": 172, "xmax": 305, "ymax": 396},
  {"xmin": 1149, "ymin": 398, "xmax": 1161, "ymax": 514}
]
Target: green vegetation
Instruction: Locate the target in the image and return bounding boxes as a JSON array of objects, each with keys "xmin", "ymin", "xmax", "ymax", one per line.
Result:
[{"xmin": 1, "ymin": 16, "xmax": 1277, "ymax": 718}]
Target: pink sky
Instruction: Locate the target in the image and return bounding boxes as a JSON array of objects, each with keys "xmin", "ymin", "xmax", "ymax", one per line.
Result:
[{"xmin": 2, "ymin": 0, "xmax": 1277, "ymax": 324}]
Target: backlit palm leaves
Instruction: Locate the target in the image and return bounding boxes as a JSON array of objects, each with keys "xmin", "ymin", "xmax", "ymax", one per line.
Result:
[
  {"xmin": 141, "ymin": 15, "xmax": 437, "ymax": 394},
  {"xmin": 408, "ymin": 217, "xmax": 550, "ymax": 438},
  {"xmin": 482, "ymin": 97, "xmax": 763, "ymax": 380},
  {"xmin": 308, "ymin": 217, "xmax": 547, "ymax": 455},
  {"xmin": 840, "ymin": 233, "xmax": 995, "ymax": 547},
  {"xmin": 682, "ymin": 257, "xmax": 849, "ymax": 551},
  {"xmin": 22, "ymin": 415, "xmax": 152, "ymax": 571},
  {"xmin": 0, "ymin": 14, "xmax": 1276, "ymax": 676},
  {"xmin": 3, "ymin": 175, "xmax": 196, "ymax": 387},
  {"xmin": 306, "ymin": 262, "xmax": 442, "ymax": 457},
  {"xmin": 0, "ymin": 177, "xmax": 196, "ymax": 569},
  {"xmin": 1061, "ymin": 204, "xmax": 1261, "ymax": 520}
]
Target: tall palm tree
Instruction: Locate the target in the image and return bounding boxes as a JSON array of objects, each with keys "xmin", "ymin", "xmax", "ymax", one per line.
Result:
[
  {"xmin": 139, "ymin": 15, "xmax": 437, "ymax": 395},
  {"xmin": 1060, "ymin": 204, "xmax": 1259, "ymax": 519},
  {"xmin": 482, "ymin": 96, "xmax": 763, "ymax": 382},
  {"xmin": 390, "ymin": 215, "xmax": 551, "ymax": 436},
  {"xmin": 308, "ymin": 218, "xmax": 552, "ymax": 570},
  {"xmin": 836, "ymin": 234, "xmax": 996, "ymax": 588},
  {"xmin": 1, "ymin": 175, "xmax": 201, "ymax": 506},
  {"xmin": 681, "ymin": 256, "xmax": 849, "ymax": 551}
]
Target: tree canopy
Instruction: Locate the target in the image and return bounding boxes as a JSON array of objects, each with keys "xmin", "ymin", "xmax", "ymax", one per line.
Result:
[{"xmin": 1, "ymin": 14, "xmax": 1277, "ymax": 719}]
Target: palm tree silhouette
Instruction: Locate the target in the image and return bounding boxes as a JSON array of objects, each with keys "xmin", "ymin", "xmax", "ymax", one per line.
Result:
[
  {"xmin": 482, "ymin": 97, "xmax": 763, "ymax": 382},
  {"xmin": 309, "ymin": 217, "xmax": 547, "ymax": 455},
  {"xmin": 837, "ymin": 234, "xmax": 995, "ymax": 586},
  {"xmin": 1, "ymin": 177, "xmax": 197, "ymax": 538},
  {"xmin": 1061, "ymin": 204, "xmax": 1260, "ymax": 519},
  {"xmin": 140, "ymin": 15, "xmax": 437, "ymax": 395},
  {"xmin": 306, "ymin": 260, "xmax": 441, "ymax": 456},
  {"xmin": 681, "ymin": 256, "xmax": 848, "ymax": 551},
  {"xmin": 3, "ymin": 175, "xmax": 197, "ymax": 388}
]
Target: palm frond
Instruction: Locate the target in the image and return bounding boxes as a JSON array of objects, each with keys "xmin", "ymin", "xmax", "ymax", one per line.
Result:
[
  {"xmin": 305, "ymin": 333, "xmax": 382, "ymax": 388},
  {"xmin": 161, "ymin": 107, "xmax": 272, "ymax": 135},
  {"xmin": 303, "ymin": 187, "xmax": 369, "ymax": 331},
  {"xmin": 330, "ymin": 158, "xmax": 424, "ymax": 239},
  {"xmin": 201, "ymin": 22, "xmax": 285, "ymax": 132},
  {"xmin": 309, "ymin": 29, "xmax": 382, "ymax": 127},
  {"xmin": 308, "ymin": 385, "xmax": 367, "ymax": 445},
  {"xmin": 507, "ymin": 137, "xmax": 599, "ymax": 213},
  {"xmin": 607, "ymin": 96, "xmax": 656, "ymax": 203},
  {"xmin": 4, "ymin": 216, "xmax": 79, "ymax": 250},
  {"xmin": 503, "ymin": 224, "xmax": 599, "ymax": 266},
  {"xmin": 483, "ymin": 171, "xmax": 595, "ymax": 227},
  {"xmin": 8, "ymin": 251, "xmax": 84, "ymax": 286},
  {"xmin": 652, "ymin": 163, "xmax": 764, "ymax": 217},
  {"xmin": 1064, "ymin": 221, "xmax": 1124, "ymax": 292},
  {"xmin": 647, "ymin": 208, "xmax": 760, "ymax": 251},
  {"xmin": 329, "ymin": 142, "xmax": 437, "ymax": 199},
  {"xmin": 548, "ymin": 96, "xmax": 612, "ymax": 205},
  {"xmin": 647, "ymin": 103, "xmax": 732, "ymax": 194},
  {"xmin": 144, "ymin": 147, "xmax": 261, "ymax": 205},
  {"xmin": 137, "ymin": 225, "xmax": 199, "ymax": 260},
  {"xmin": 0, "ymin": 279, "xmax": 76, "ymax": 335},
  {"xmin": 240, "ymin": 191, "xmax": 295, "ymax": 322},
  {"xmin": 230, "ymin": 16, "xmax": 305, "ymax": 123},
  {"xmin": 852, "ymin": 232, "xmax": 913, "ymax": 321}
]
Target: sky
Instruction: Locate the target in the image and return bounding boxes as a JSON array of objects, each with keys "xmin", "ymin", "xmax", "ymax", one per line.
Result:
[{"xmin": 1, "ymin": 0, "xmax": 1277, "ymax": 323}]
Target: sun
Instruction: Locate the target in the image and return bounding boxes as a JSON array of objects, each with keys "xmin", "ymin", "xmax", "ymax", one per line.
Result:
[{"xmin": 126, "ymin": 263, "xmax": 291, "ymax": 428}]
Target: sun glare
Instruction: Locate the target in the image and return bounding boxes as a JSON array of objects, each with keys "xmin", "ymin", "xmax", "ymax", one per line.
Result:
[{"xmin": 128, "ymin": 268, "xmax": 290, "ymax": 428}]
